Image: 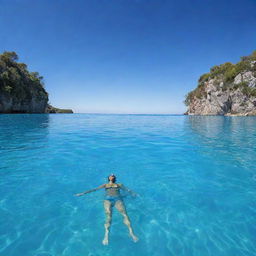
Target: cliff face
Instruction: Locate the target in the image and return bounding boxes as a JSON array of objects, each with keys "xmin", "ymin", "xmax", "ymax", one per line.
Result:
[
  {"xmin": 0, "ymin": 52, "xmax": 49, "ymax": 113},
  {"xmin": 185, "ymin": 51, "xmax": 256, "ymax": 116},
  {"xmin": 0, "ymin": 51, "xmax": 72, "ymax": 114},
  {"xmin": 0, "ymin": 93, "xmax": 48, "ymax": 113}
]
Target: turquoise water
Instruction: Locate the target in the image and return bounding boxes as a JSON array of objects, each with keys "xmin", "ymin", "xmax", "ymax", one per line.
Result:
[{"xmin": 0, "ymin": 114, "xmax": 256, "ymax": 256}]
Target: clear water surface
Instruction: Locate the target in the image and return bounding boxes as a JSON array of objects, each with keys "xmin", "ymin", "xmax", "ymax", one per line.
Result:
[{"xmin": 0, "ymin": 114, "xmax": 256, "ymax": 256}]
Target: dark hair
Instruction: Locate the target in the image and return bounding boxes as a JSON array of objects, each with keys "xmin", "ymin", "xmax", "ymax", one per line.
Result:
[{"xmin": 107, "ymin": 174, "xmax": 116, "ymax": 183}]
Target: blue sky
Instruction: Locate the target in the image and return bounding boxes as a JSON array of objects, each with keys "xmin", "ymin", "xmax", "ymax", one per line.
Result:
[{"xmin": 0, "ymin": 0, "xmax": 256, "ymax": 113}]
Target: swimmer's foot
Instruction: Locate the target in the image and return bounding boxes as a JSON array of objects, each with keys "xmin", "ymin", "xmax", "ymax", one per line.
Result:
[
  {"xmin": 129, "ymin": 232, "xmax": 139, "ymax": 242},
  {"xmin": 102, "ymin": 235, "xmax": 109, "ymax": 245}
]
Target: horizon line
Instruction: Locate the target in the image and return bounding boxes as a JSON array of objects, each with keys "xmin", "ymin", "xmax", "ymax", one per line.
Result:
[{"xmin": 72, "ymin": 112, "xmax": 185, "ymax": 115}]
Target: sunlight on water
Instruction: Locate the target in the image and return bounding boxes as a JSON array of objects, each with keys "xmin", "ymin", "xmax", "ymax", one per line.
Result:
[{"xmin": 0, "ymin": 114, "xmax": 256, "ymax": 256}]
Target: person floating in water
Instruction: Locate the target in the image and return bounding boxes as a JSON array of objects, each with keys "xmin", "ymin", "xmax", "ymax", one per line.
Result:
[{"xmin": 74, "ymin": 174, "xmax": 139, "ymax": 245}]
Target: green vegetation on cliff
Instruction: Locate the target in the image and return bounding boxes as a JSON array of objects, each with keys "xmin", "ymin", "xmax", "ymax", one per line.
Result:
[
  {"xmin": 0, "ymin": 51, "xmax": 73, "ymax": 113},
  {"xmin": 46, "ymin": 104, "xmax": 73, "ymax": 113},
  {"xmin": 185, "ymin": 50, "xmax": 256, "ymax": 106},
  {"xmin": 0, "ymin": 51, "xmax": 48, "ymax": 103}
]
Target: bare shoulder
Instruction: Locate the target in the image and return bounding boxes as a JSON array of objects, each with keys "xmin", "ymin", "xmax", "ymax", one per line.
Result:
[
  {"xmin": 118, "ymin": 183, "xmax": 123, "ymax": 187},
  {"xmin": 100, "ymin": 184, "xmax": 106, "ymax": 188}
]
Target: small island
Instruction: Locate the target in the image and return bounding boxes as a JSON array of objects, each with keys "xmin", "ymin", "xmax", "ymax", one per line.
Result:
[
  {"xmin": 0, "ymin": 51, "xmax": 73, "ymax": 113},
  {"xmin": 185, "ymin": 50, "xmax": 256, "ymax": 116}
]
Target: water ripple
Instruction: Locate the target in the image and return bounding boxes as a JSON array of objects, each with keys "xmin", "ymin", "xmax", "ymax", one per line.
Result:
[{"xmin": 0, "ymin": 114, "xmax": 256, "ymax": 255}]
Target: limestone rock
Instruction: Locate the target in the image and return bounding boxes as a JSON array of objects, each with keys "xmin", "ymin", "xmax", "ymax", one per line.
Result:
[
  {"xmin": 234, "ymin": 71, "xmax": 256, "ymax": 87},
  {"xmin": 185, "ymin": 51, "xmax": 256, "ymax": 116}
]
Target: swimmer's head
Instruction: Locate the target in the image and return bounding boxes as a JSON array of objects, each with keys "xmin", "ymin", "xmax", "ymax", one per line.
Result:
[{"xmin": 108, "ymin": 174, "xmax": 116, "ymax": 183}]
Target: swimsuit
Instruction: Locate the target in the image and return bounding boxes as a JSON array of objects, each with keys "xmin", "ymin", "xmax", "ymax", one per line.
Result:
[
  {"xmin": 105, "ymin": 186, "xmax": 122, "ymax": 204},
  {"xmin": 105, "ymin": 195, "xmax": 122, "ymax": 204}
]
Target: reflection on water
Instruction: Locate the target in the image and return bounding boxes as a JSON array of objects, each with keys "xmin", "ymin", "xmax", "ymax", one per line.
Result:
[
  {"xmin": 187, "ymin": 116, "xmax": 256, "ymax": 171},
  {"xmin": 0, "ymin": 114, "xmax": 50, "ymax": 182},
  {"xmin": 0, "ymin": 114, "xmax": 50, "ymax": 150},
  {"xmin": 0, "ymin": 114, "xmax": 256, "ymax": 256}
]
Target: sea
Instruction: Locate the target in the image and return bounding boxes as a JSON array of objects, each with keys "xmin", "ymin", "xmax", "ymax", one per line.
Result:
[{"xmin": 0, "ymin": 114, "xmax": 256, "ymax": 256}]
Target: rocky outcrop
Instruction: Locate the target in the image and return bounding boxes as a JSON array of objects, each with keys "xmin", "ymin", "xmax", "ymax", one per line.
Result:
[
  {"xmin": 185, "ymin": 51, "xmax": 256, "ymax": 116},
  {"xmin": 0, "ymin": 51, "xmax": 73, "ymax": 114},
  {"xmin": 46, "ymin": 104, "xmax": 73, "ymax": 113}
]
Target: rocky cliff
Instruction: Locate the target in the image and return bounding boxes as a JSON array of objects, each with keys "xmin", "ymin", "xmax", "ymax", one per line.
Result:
[
  {"xmin": 185, "ymin": 51, "xmax": 256, "ymax": 116},
  {"xmin": 0, "ymin": 51, "xmax": 73, "ymax": 113}
]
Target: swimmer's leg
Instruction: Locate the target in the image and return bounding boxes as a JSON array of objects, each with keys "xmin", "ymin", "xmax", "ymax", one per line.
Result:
[
  {"xmin": 102, "ymin": 200, "xmax": 112, "ymax": 245},
  {"xmin": 115, "ymin": 200, "xmax": 138, "ymax": 242}
]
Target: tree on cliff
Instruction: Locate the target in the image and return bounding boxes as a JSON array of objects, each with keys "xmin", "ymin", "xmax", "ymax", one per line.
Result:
[{"xmin": 0, "ymin": 51, "xmax": 48, "ymax": 102}]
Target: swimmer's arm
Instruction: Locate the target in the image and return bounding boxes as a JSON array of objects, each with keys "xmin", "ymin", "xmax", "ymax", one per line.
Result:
[
  {"xmin": 119, "ymin": 184, "xmax": 138, "ymax": 197},
  {"xmin": 74, "ymin": 184, "xmax": 106, "ymax": 196}
]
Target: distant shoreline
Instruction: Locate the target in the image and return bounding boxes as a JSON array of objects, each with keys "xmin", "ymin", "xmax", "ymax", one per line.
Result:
[{"xmin": 2, "ymin": 112, "xmax": 256, "ymax": 116}]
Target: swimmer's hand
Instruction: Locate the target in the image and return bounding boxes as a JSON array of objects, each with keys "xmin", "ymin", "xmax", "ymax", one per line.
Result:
[
  {"xmin": 120, "ymin": 184, "xmax": 138, "ymax": 198},
  {"xmin": 74, "ymin": 193, "xmax": 85, "ymax": 197}
]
